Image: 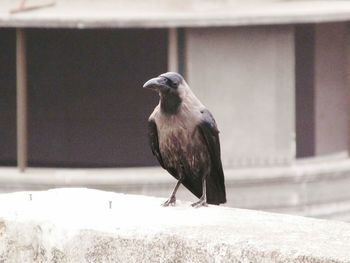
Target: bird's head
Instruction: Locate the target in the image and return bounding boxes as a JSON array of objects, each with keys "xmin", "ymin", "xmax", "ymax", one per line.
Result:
[
  {"xmin": 142, "ymin": 72, "xmax": 185, "ymax": 95},
  {"xmin": 143, "ymin": 72, "xmax": 197, "ymax": 114}
]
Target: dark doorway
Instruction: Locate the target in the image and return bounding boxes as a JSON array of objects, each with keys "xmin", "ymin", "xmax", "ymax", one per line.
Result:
[
  {"xmin": 26, "ymin": 28, "xmax": 167, "ymax": 167},
  {"xmin": 0, "ymin": 29, "xmax": 17, "ymax": 166},
  {"xmin": 295, "ymin": 25, "xmax": 315, "ymax": 158}
]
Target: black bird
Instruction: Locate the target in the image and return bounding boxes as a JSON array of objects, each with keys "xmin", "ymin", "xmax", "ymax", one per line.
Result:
[{"xmin": 143, "ymin": 72, "xmax": 226, "ymax": 207}]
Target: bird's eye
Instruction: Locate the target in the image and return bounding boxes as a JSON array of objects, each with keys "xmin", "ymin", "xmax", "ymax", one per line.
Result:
[
  {"xmin": 169, "ymin": 80, "xmax": 179, "ymax": 89},
  {"xmin": 162, "ymin": 76, "xmax": 179, "ymax": 89},
  {"xmin": 163, "ymin": 77, "xmax": 178, "ymax": 89}
]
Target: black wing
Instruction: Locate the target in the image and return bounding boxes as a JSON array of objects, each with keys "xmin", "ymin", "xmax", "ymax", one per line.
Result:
[
  {"xmin": 197, "ymin": 109, "xmax": 226, "ymax": 204},
  {"xmin": 148, "ymin": 119, "xmax": 179, "ymax": 179},
  {"xmin": 148, "ymin": 119, "xmax": 165, "ymax": 169}
]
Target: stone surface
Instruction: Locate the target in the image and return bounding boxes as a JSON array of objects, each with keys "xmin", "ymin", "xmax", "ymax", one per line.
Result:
[{"xmin": 0, "ymin": 188, "xmax": 350, "ymax": 262}]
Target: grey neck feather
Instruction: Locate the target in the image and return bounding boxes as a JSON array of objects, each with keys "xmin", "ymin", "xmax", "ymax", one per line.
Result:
[{"xmin": 160, "ymin": 92, "xmax": 182, "ymax": 115}]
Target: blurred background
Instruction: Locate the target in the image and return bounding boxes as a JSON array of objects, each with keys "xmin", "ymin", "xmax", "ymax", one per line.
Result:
[{"xmin": 1, "ymin": 0, "xmax": 350, "ymax": 221}]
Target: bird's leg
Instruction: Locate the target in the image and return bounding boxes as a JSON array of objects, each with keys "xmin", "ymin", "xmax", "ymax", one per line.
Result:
[
  {"xmin": 162, "ymin": 163, "xmax": 186, "ymax": 207},
  {"xmin": 162, "ymin": 180, "xmax": 182, "ymax": 207},
  {"xmin": 191, "ymin": 177, "xmax": 208, "ymax": 208}
]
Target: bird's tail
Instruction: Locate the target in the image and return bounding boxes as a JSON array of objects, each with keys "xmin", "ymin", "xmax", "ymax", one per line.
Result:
[
  {"xmin": 182, "ymin": 169, "xmax": 226, "ymax": 205},
  {"xmin": 206, "ymin": 169, "xmax": 226, "ymax": 205}
]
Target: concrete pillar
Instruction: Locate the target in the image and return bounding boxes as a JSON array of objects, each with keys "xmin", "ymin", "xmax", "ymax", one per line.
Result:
[
  {"xmin": 314, "ymin": 23, "xmax": 350, "ymax": 156},
  {"xmin": 185, "ymin": 26, "xmax": 295, "ymax": 168},
  {"xmin": 16, "ymin": 28, "xmax": 28, "ymax": 172},
  {"xmin": 168, "ymin": 28, "xmax": 178, "ymax": 72}
]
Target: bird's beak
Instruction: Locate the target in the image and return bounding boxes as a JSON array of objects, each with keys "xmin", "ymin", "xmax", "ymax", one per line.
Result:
[{"xmin": 142, "ymin": 77, "xmax": 166, "ymax": 90}]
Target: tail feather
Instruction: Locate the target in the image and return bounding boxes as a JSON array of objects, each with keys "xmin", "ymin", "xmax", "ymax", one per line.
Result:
[
  {"xmin": 181, "ymin": 170, "xmax": 226, "ymax": 205},
  {"xmin": 206, "ymin": 170, "xmax": 226, "ymax": 205}
]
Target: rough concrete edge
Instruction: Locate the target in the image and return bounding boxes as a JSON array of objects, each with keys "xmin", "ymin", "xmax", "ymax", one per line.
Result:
[{"xmin": 0, "ymin": 218, "xmax": 346, "ymax": 263}]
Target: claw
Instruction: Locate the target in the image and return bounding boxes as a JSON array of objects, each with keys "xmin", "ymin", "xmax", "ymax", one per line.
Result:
[
  {"xmin": 191, "ymin": 199, "xmax": 208, "ymax": 208},
  {"xmin": 162, "ymin": 195, "xmax": 176, "ymax": 207}
]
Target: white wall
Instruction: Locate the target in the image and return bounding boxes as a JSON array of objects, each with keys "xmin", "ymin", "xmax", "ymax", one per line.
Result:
[{"xmin": 185, "ymin": 26, "xmax": 295, "ymax": 168}]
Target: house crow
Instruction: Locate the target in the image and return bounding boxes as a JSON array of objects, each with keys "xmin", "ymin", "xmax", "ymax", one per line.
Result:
[{"xmin": 143, "ymin": 72, "xmax": 226, "ymax": 207}]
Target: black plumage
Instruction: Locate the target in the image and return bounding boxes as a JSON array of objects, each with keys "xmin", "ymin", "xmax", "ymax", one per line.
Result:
[{"xmin": 143, "ymin": 72, "xmax": 226, "ymax": 207}]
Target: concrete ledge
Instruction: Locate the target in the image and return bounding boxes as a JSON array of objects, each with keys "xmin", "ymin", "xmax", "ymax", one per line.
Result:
[
  {"xmin": 2, "ymin": 157, "xmax": 350, "ymax": 221},
  {"xmin": 1, "ymin": 189, "xmax": 350, "ymax": 262},
  {"xmin": 2, "ymin": 1, "xmax": 350, "ymax": 28}
]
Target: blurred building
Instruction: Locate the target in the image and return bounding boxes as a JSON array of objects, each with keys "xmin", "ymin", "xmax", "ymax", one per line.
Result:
[{"xmin": 1, "ymin": 0, "xmax": 350, "ymax": 220}]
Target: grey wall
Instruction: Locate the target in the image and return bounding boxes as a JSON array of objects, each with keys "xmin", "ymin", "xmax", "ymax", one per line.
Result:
[{"xmin": 185, "ymin": 26, "xmax": 295, "ymax": 168}]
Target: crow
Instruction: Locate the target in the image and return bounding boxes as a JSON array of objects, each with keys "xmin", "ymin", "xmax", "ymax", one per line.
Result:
[{"xmin": 143, "ymin": 72, "xmax": 226, "ymax": 207}]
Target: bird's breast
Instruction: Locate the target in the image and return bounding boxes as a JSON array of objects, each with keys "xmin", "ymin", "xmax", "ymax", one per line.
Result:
[{"xmin": 156, "ymin": 115, "xmax": 209, "ymax": 174}]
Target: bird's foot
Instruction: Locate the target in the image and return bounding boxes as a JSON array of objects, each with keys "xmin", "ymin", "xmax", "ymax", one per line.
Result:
[
  {"xmin": 191, "ymin": 199, "xmax": 208, "ymax": 208},
  {"xmin": 162, "ymin": 196, "xmax": 176, "ymax": 207}
]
